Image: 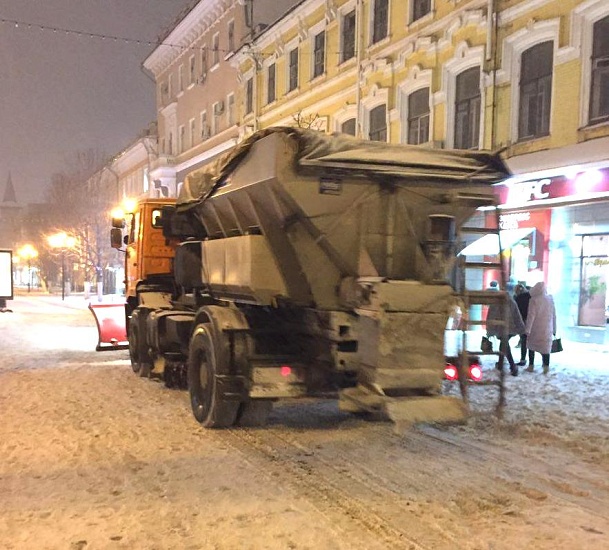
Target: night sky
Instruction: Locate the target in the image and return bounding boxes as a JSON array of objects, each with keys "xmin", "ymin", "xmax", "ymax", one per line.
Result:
[{"xmin": 0, "ymin": 0, "xmax": 194, "ymax": 204}]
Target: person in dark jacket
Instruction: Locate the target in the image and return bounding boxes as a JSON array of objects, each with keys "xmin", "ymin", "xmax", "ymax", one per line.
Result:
[
  {"xmin": 514, "ymin": 283, "xmax": 531, "ymax": 366},
  {"xmin": 486, "ymin": 284, "xmax": 526, "ymax": 376}
]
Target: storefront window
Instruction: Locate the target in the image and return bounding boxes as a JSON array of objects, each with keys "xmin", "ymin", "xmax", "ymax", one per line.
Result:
[{"xmin": 579, "ymin": 234, "xmax": 609, "ymax": 327}]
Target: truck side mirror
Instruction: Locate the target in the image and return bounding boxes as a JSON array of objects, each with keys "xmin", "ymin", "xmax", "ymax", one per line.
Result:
[
  {"xmin": 111, "ymin": 216, "xmax": 126, "ymax": 229},
  {"xmin": 110, "ymin": 228, "xmax": 123, "ymax": 249}
]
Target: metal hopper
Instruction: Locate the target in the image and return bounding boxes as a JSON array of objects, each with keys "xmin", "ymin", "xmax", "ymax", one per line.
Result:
[{"xmin": 176, "ymin": 128, "xmax": 510, "ymax": 426}]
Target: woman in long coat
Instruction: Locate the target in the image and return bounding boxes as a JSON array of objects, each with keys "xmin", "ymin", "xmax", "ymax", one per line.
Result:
[{"xmin": 525, "ymin": 282, "xmax": 557, "ymax": 374}]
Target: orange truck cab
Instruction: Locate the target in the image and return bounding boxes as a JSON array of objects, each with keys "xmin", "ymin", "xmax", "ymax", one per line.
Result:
[
  {"xmin": 122, "ymin": 198, "xmax": 177, "ymax": 300},
  {"xmin": 110, "ymin": 198, "xmax": 177, "ymax": 326}
]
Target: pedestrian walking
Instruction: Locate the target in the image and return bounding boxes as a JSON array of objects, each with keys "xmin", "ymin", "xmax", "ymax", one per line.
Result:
[
  {"xmin": 514, "ymin": 283, "xmax": 531, "ymax": 366},
  {"xmin": 525, "ymin": 281, "xmax": 557, "ymax": 374},
  {"xmin": 486, "ymin": 283, "xmax": 526, "ymax": 376}
]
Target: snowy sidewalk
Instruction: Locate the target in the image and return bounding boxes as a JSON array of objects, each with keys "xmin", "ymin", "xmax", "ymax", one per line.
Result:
[
  {"xmin": 13, "ymin": 290, "xmax": 125, "ymax": 310},
  {"xmin": 10, "ymin": 291, "xmax": 609, "ymax": 375}
]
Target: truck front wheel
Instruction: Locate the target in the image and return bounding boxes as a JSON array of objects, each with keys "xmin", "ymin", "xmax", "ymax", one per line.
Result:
[{"xmin": 188, "ymin": 324, "xmax": 239, "ymax": 428}]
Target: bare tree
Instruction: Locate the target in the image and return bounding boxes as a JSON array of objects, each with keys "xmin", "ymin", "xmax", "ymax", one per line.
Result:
[
  {"xmin": 291, "ymin": 110, "xmax": 325, "ymax": 131},
  {"xmin": 44, "ymin": 149, "xmax": 116, "ymax": 292}
]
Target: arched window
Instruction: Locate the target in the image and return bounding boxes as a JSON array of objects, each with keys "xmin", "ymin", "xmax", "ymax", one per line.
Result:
[
  {"xmin": 454, "ymin": 67, "xmax": 480, "ymax": 149},
  {"xmin": 341, "ymin": 118, "xmax": 356, "ymax": 136},
  {"xmin": 407, "ymin": 88, "xmax": 430, "ymax": 145},
  {"xmin": 519, "ymin": 41, "xmax": 553, "ymax": 140},
  {"xmin": 590, "ymin": 15, "xmax": 609, "ymax": 124},
  {"xmin": 369, "ymin": 105, "xmax": 387, "ymax": 141}
]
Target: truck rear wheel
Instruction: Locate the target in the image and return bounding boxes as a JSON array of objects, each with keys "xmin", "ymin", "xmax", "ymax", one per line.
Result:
[{"xmin": 188, "ymin": 324, "xmax": 239, "ymax": 428}]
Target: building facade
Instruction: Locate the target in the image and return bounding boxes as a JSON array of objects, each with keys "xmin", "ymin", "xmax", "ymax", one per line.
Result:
[
  {"xmin": 142, "ymin": 0, "xmax": 302, "ymax": 195},
  {"xmin": 492, "ymin": 0, "xmax": 609, "ymax": 343},
  {"xmin": 231, "ymin": 0, "xmax": 609, "ymax": 342},
  {"xmin": 142, "ymin": 0, "xmax": 608, "ymax": 342}
]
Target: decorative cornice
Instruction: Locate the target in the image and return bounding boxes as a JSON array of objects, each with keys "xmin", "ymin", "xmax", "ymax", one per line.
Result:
[
  {"xmin": 499, "ymin": 0, "xmax": 554, "ymax": 26},
  {"xmin": 143, "ymin": 0, "xmax": 235, "ymax": 76}
]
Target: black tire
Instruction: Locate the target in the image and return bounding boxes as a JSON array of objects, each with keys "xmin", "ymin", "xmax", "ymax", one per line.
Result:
[
  {"xmin": 188, "ymin": 324, "xmax": 239, "ymax": 428},
  {"xmin": 237, "ymin": 400, "xmax": 273, "ymax": 427},
  {"xmin": 128, "ymin": 316, "xmax": 142, "ymax": 374},
  {"xmin": 128, "ymin": 312, "xmax": 151, "ymax": 378}
]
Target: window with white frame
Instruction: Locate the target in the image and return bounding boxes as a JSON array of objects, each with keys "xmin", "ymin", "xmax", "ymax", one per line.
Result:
[
  {"xmin": 267, "ymin": 62, "xmax": 276, "ymax": 104},
  {"xmin": 369, "ymin": 104, "xmax": 387, "ymax": 141},
  {"xmin": 288, "ymin": 47, "xmax": 299, "ymax": 92},
  {"xmin": 372, "ymin": 0, "xmax": 388, "ymax": 45},
  {"xmin": 590, "ymin": 15, "xmax": 609, "ymax": 124},
  {"xmin": 313, "ymin": 31, "xmax": 326, "ymax": 78},
  {"xmin": 201, "ymin": 111, "xmax": 209, "ymax": 139},
  {"xmin": 189, "ymin": 55, "xmax": 196, "ymax": 85},
  {"xmin": 245, "ymin": 77, "xmax": 253, "ymax": 114},
  {"xmin": 454, "ymin": 67, "xmax": 480, "ymax": 149},
  {"xmin": 412, "ymin": 0, "xmax": 431, "ymax": 23},
  {"xmin": 212, "ymin": 33, "xmax": 220, "ymax": 66},
  {"xmin": 178, "ymin": 125, "xmax": 185, "ymax": 152},
  {"xmin": 228, "ymin": 20, "xmax": 235, "ymax": 53},
  {"xmin": 227, "ymin": 93, "xmax": 235, "ymax": 126},
  {"xmin": 341, "ymin": 9, "xmax": 356, "ymax": 63},
  {"xmin": 211, "ymin": 103, "xmax": 220, "ymax": 135},
  {"xmin": 407, "ymin": 88, "xmax": 430, "ymax": 145},
  {"xmin": 178, "ymin": 65, "xmax": 184, "ymax": 93},
  {"xmin": 189, "ymin": 118, "xmax": 195, "ymax": 148},
  {"xmin": 341, "ymin": 118, "xmax": 356, "ymax": 136},
  {"xmin": 201, "ymin": 48, "xmax": 208, "ymax": 80},
  {"xmin": 519, "ymin": 41, "xmax": 553, "ymax": 141}
]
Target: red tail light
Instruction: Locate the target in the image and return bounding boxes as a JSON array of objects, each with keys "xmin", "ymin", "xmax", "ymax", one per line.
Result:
[
  {"xmin": 280, "ymin": 365, "xmax": 292, "ymax": 377},
  {"xmin": 469, "ymin": 364, "xmax": 483, "ymax": 382},
  {"xmin": 444, "ymin": 364, "xmax": 458, "ymax": 381}
]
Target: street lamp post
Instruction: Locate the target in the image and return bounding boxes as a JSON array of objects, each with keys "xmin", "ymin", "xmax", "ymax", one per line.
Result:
[
  {"xmin": 17, "ymin": 244, "xmax": 38, "ymax": 293},
  {"xmin": 48, "ymin": 232, "xmax": 76, "ymax": 300},
  {"xmin": 60, "ymin": 250, "xmax": 66, "ymax": 301}
]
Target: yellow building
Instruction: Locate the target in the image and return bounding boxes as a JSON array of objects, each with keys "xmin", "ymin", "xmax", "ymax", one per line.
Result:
[
  {"xmin": 234, "ymin": 0, "xmax": 609, "ymax": 343},
  {"xmin": 145, "ymin": 0, "xmax": 608, "ymax": 342}
]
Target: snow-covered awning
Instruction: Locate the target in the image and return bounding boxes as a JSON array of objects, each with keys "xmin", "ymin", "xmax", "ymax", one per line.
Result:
[{"xmin": 459, "ymin": 228, "xmax": 534, "ymax": 256}]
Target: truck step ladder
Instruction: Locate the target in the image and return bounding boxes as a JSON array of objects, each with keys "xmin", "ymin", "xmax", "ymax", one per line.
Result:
[{"xmin": 455, "ymin": 205, "xmax": 510, "ymax": 418}]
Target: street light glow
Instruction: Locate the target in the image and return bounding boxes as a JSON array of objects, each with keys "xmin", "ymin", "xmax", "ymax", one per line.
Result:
[
  {"xmin": 122, "ymin": 198, "xmax": 137, "ymax": 215},
  {"xmin": 47, "ymin": 232, "xmax": 77, "ymax": 250},
  {"xmin": 17, "ymin": 244, "xmax": 38, "ymax": 261},
  {"xmin": 16, "ymin": 244, "xmax": 38, "ymax": 292}
]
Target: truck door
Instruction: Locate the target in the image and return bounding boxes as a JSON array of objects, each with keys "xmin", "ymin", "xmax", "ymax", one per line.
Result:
[{"xmin": 125, "ymin": 209, "xmax": 141, "ymax": 296}]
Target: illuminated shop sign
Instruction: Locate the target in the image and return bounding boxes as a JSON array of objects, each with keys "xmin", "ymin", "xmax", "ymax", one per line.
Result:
[
  {"xmin": 0, "ymin": 250, "xmax": 13, "ymax": 299},
  {"xmin": 496, "ymin": 167, "xmax": 609, "ymax": 206},
  {"xmin": 499, "ymin": 211, "xmax": 530, "ymax": 230}
]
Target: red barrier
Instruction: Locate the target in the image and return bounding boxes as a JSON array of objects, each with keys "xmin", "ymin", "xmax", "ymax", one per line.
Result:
[{"xmin": 88, "ymin": 303, "xmax": 129, "ymax": 351}]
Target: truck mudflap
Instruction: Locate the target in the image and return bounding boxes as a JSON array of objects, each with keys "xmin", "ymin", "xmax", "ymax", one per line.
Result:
[
  {"xmin": 339, "ymin": 385, "xmax": 467, "ymax": 431},
  {"xmin": 88, "ymin": 303, "xmax": 128, "ymax": 351}
]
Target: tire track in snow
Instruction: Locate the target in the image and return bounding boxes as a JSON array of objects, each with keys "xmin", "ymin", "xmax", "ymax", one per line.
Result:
[{"xmin": 219, "ymin": 424, "xmax": 470, "ymax": 550}]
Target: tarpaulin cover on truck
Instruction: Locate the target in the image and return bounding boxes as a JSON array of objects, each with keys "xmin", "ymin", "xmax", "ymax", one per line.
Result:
[{"xmin": 177, "ymin": 127, "xmax": 511, "ymax": 212}]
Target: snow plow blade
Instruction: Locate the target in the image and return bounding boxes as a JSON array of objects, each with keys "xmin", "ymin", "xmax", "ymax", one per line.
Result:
[
  {"xmin": 340, "ymin": 387, "xmax": 467, "ymax": 430},
  {"xmin": 88, "ymin": 303, "xmax": 129, "ymax": 351}
]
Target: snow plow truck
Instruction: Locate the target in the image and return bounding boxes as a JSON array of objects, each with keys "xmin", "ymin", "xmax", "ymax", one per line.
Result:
[{"xmin": 110, "ymin": 127, "xmax": 510, "ymax": 428}]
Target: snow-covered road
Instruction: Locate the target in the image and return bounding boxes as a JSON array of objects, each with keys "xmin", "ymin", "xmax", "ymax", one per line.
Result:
[{"xmin": 1, "ymin": 293, "xmax": 608, "ymax": 549}]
